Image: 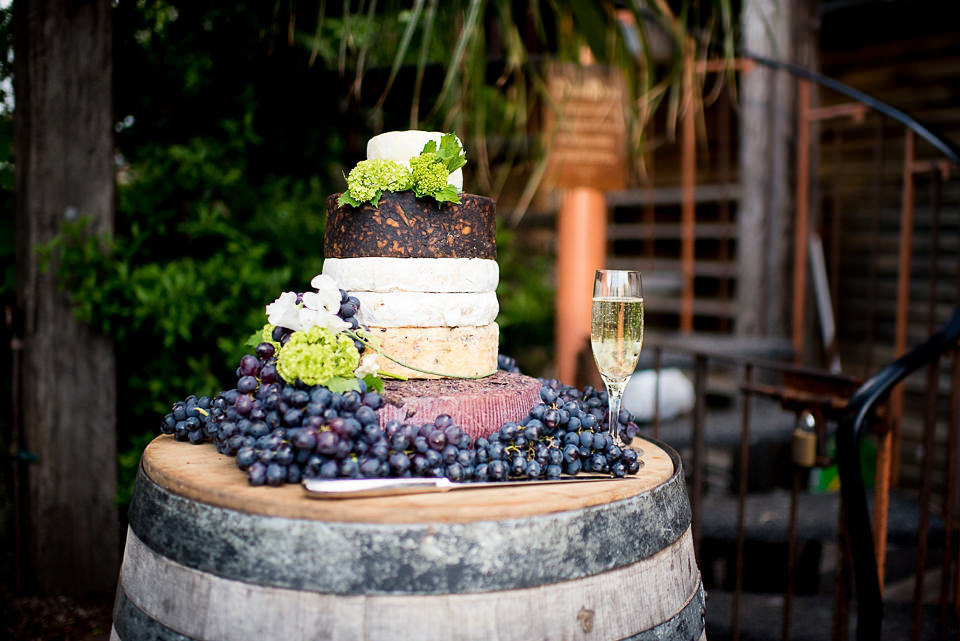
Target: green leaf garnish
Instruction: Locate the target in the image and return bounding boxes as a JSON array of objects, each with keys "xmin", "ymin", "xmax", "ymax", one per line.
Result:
[
  {"xmin": 338, "ymin": 191, "xmax": 362, "ymax": 207},
  {"xmin": 436, "ymin": 132, "xmax": 467, "ymax": 173},
  {"xmin": 325, "ymin": 376, "xmax": 363, "ymax": 394},
  {"xmin": 363, "ymin": 373, "xmax": 385, "ymax": 393},
  {"xmin": 433, "ymin": 184, "xmax": 461, "ymax": 204}
]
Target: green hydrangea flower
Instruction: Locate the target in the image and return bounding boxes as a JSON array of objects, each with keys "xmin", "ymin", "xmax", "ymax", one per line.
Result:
[
  {"xmin": 410, "ymin": 153, "xmax": 448, "ymax": 195},
  {"xmin": 339, "ymin": 159, "xmax": 412, "ymax": 207},
  {"xmin": 276, "ymin": 325, "xmax": 360, "ymax": 387}
]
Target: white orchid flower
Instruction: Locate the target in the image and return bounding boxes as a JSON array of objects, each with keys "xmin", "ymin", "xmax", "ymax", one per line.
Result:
[
  {"xmin": 266, "ymin": 291, "xmax": 303, "ymax": 331},
  {"xmin": 301, "ymin": 306, "xmax": 351, "ymax": 333},
  {"xmin": 309, "ymin": 273, "xmax": 343, "ymax": 313},
  {"xmin": 355, "ymin": 352, "xmax": 379, "ymax": 378}
]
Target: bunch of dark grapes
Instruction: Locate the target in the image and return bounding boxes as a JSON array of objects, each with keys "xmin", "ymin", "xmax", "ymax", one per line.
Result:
[
  {"xmin": 470, "ymin": 381, "xmax": 642, "ymax": 481},
  {"xmin": 537, "ymin": 378, "xmax": 642, "ymax": 445},
  {"xmin": 161, "ymin": 347, "xmax": 643, "ymax": 486},
  {"xmin": 335, "ymin": 288, "xmax": 366, "ymax": 354},
  {"xmin": 497, "ymin": 354, "xmax": 520, "ymax": 373},
  {"xmin": 160, "ymin": 394, "xmax": 214, "ymax": 444}
]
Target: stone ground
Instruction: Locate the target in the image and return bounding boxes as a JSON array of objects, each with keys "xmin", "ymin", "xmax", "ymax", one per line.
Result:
[{"xmin": 1, "ymin": 584, "xmax": 113, "ymax": 641}]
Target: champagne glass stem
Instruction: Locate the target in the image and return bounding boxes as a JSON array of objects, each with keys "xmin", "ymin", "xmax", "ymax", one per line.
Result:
[{"xmin": 603, "ymin": 377, "xmax": 628, "ymax": 445}]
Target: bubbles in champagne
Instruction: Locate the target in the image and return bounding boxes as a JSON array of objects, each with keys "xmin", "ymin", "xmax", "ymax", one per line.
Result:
[{"xmin": 590, "ymin": 297, "xmax": 644, "ymax": 380}]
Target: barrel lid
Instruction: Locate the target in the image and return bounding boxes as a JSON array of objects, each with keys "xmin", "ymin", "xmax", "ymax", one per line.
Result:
[{"xmin": 140, "ymin": 434, "xmax": 676, "ymax": 524}]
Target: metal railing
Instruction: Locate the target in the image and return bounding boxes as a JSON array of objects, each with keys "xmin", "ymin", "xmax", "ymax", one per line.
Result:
[
  {"xmin": 837, "ymin": 307, "xmax": 960, "ymax": 641},
  {"xmin": 617, "ymin": 53, "xmax": 960, "ymax": 640}
]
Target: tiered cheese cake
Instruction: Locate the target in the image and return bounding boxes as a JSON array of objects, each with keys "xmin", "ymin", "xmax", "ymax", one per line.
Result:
[
  {"xmin": 323, "ymin": 130, "xmax": 540, "ymax": 439},
  {"xmin": 324, "ymin": 191, "xmax": 498, "ymax": 379}
]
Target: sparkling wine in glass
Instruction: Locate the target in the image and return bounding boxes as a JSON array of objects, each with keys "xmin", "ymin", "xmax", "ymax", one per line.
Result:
[{"xmin": 590, "ymin": 270, "xmax": 644, "ymax": 446}]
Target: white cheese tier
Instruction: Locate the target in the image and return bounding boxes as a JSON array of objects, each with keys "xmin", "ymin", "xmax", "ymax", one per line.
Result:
[
  {"xmin": 354, "ymin": 291, "xmax": 498, "ymax": 327},
  {"xmin": 367, "ymin": 130, "xmax": 464, "ymax": 191},
  {"xmin": 322, "ymin": 257, "xmax": 498, "ymax": 293},
  {"xmin": 366, "ymin": 324, "xmax": 498, "ymax": 379}
]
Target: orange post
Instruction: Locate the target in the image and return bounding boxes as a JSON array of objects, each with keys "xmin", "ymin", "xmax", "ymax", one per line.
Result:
[
  {"xmin": 555, "ymin": 187, "xmax": 607, "ymax": 385},
  {"xmin": 891, "ymin": 129, "xmax": 916, "ymax": 485},
  {"xmin": 873, "ymin": 428, "xmax": 892, "ymax": 590}
]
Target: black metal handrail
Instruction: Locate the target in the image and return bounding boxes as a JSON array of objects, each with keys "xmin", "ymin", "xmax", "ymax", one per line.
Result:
[
  {"xmin": 742, "ymin": 50, "xmax": 960, "ymax": 166},
  {"xmin": 835, "ymin": 306, "xmax": 960, "ymax": 641}
]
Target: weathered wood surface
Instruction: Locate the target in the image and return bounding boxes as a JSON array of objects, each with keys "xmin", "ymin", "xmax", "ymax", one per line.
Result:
[
  {"xmin": 139, "ymin": 434, "xmax": 673, "ymax": 522},
  {"xmin": 12, "ymin": 0, "xmax": 119, "ymax": 594},
  {"xmin": 114, "ymin": 435, "xmax": 704, "ymax": 641}
]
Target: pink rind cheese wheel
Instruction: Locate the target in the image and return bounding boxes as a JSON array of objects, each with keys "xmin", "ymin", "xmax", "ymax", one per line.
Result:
[{"xmin": 376, "ymin": 371, "xmax": 541, "ymax": 441}]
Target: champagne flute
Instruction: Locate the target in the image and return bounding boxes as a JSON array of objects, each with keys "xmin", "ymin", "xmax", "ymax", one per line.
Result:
[{"xmin": 590, "ymin": 270, "xmax": 644, "ymax": 446}]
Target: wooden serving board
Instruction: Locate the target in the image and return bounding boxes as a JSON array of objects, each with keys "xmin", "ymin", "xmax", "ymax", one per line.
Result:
[{"xmin": 141, "ymin": 435, "xmax": 675, "ymax": 525}]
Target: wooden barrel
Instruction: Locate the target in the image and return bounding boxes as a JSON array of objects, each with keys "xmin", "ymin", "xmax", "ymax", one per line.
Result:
[{"xmin": 112, "ymin": 435, "xmax": 705, "ymax": 641}]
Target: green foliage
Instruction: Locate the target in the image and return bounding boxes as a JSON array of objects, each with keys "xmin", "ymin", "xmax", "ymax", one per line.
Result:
[{"xmin": 496, "ymin": 224, "xmax": 555, "ymax": 375}]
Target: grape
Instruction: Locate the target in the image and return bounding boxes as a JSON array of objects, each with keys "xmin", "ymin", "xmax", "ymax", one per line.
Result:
[
  {"xmin": 488, "ymin": 459, "xmax": 508, "ymax": 481},
  {"xmin": 316, "ymin": 431, "xmax": 339, "ymax": 456},
  {"xmin": 286, "ymin": 464, "xmax": 302, "ymax": 484},
  {"xmin": 427, "ymin": 430, "xmax": 446, "ymax": 451},
  {"xmin": 248, "ymin": 461, "xmax": 267, "ymax": 486},
  {"xmin": 389, "ymin": 452, "xmax": 411, "ymax": 475},
  {"xmin": 161, "ymin": 413, "xmax": 177, "ymax": 434},
  {"xmin": 266, "ymin": 463, "xmax": 287, "ymax": 486},
  {"xmin": 236, "ymin": 446, "xmax": 256, "ymax": 470},
  {"xmin": 256, "ymin": 342, "xmax": 276, "ymax": 360},
  {"xmin": 445, "ymin": 462, "xmax": 465, "ymax": 482},
  {"xmin": 234, "ymin": 395, "xmax": 254, "ymax": 416},
  {"xmin": 540, "ymin": 387, "xmax": 557, "ymax": 404},
  {"xmin": 237, "ymin": 376, "xmax": 258, "ymax": 394},
  {"xmin": 497, "ymin": 354, "xmax": 520, "ymax": 373},
  {"xmin": 172, "ymin": 402, "xmax": 187, "ymax": 421},
  {"xmin": 526, "ymin": 460, "xmax": 542, "ymax": 479}
]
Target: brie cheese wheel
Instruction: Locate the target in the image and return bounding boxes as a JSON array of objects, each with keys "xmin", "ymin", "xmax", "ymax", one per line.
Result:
[
  {"xmin": 366, "ymin": 323, "xmax": 498, "ymax": 379},
  {"xmin": 322, "ymin": 257, "xmax": 498, "ymax": 293},
  {"xmin": 354, "ymin": 291, "xmax": 498, "ymax": 327},
  {"xmin": 367, "ymin": 130, "xmax": 464, "ymax": 191}
]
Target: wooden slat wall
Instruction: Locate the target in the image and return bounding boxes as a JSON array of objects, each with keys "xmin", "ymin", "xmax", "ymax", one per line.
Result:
[{"xmin": 819, "ymin": 7, "xmax": 960, "ymax": 495}]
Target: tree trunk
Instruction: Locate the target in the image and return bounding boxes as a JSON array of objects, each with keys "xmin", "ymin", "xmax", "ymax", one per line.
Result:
[
  {"xmin": 736, "ymin": 0, "xmax": 795, "ymax": 339},
  {"xmin": 13, "ymin": 0, "xmax": 118, "ymax": 595}
]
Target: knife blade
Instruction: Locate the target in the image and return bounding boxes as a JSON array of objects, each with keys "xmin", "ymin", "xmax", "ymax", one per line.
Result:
[{"xmin": 302, "ymin": 475, "xmax": 622, "ymax": 499}]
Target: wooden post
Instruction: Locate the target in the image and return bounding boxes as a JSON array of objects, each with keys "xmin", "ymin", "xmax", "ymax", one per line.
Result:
[
  {"xmin": 555, "ymin": 189, "xmax": 606, "ymax": 385},
  {"xmin": 680, "ymin": 40, "xmax": 696, "ymax": 333},
  {"xmin": 736, "ymin": 0, "xmax": 797, "ymax": 341},
  {"xmin": 13, "ymin": 0, "xmax": 119, "ymax": 594}
]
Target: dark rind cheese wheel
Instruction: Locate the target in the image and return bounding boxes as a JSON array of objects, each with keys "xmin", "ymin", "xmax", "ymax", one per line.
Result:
[{"xmin": 325, "ymin": 191, "xmax": 497, "ymax": 259}]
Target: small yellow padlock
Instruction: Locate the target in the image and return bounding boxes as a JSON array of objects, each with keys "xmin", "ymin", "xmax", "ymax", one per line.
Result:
[{"xmin": 791, "ymin": 411, "xmax": 818, "ymax": 467}]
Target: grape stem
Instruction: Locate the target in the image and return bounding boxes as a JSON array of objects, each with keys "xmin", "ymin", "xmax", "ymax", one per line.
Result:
[{"xmin": 346, "ymin": 330, "xmax": 497, "ymax": 380}]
